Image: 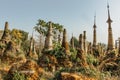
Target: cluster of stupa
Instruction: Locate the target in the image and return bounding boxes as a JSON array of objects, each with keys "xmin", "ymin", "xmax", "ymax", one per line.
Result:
[
  {"xmin": 1, "ymin": 4, "xmax": 120, "ymax": 56},
  {"xmin": 0, "ymin": 22, "xmax": 37, "ymax": 57},
  {"xmin": 42, "ymin": 4, "xmax": 120, "ymax": 56},
  {"xmin": 0, "ymin": 22, "xmax": 11, "ymax": 43},
  {"xmin": 44, "ymin": 22, "xmax": 70, "ymax": 54}
]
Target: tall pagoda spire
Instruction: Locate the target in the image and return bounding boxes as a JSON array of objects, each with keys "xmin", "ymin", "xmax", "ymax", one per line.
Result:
[
  {"xmin": 93, "ymin": 14, "xmax": 97, "ymax": 48},
  {"xmin": 83, "ymin": 31, "xmax": 87, "ymax": 53},
  {"xmin": 107, "ymin": 3, "xmax": 114, "ymax": 50},
  {"xmin": 107, "ymin": 3, "xmax": 112, "ymax": 23}
]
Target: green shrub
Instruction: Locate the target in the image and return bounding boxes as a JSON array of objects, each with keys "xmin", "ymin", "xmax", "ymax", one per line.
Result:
[
  {"xmin": 44, "ymin": 43, "xmax": 67, "ymax": 59},
  {"xmin": 12, "ymin": 71, "xmax": 26, "ymax": 80},
  {"xmin": 4, "ymin": 71, "xmax": 26, "ymax": 80},
  {"xmin": 70, "ymin": 48, "xmax": 77, "ymax": 62},
  {"xmin": 86, "ymin": 54, "xmax": 99, "ymax": 66},
  {"xmin": 0, "ymin": 43, "xmax": 6, "ymax": 49}
]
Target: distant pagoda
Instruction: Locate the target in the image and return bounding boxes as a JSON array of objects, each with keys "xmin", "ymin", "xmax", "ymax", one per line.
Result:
[
  {"xmin": 62, "ymin": 29, "xmax": 70, "ymax": 54},
  {"xmin": 83, "ymin": 31, "xmax": 87, "ymax": 53},
  {"xmin": 79, "ymin": 34, "xmax": 83, "ymax": 50},
  {"xmin": 93, "ymin": 15, "xmax": 97, "ymax": 49},
  {"xmin": 70, "ymin": 33, "xmax": 74, "ymax": 49},
  {"xmin": 44, "ymin": 21, "xmax": 53, "ymax": 50},
  {"xmin": 107, "ymin": 4, "xmax": 114, "ymax": 50},
  {"xmin": 1, "ymin": 22, "xmax": 11, "ymax": 43}
]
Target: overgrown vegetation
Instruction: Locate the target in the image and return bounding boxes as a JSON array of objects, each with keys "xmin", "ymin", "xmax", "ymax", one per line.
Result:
[
  {"xmin": 0, "ymin": 20, "xmax": 120, "ymax": 80},
  {"xmin": 4, "ymin": 71, "xmax": 26, "ymax": 80}
]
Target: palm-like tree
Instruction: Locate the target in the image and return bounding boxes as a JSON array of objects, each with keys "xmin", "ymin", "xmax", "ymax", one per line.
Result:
[
  {"xmin": 34, "ymin": 19, "xmax": 64, "ymax": 37},
  {"xmin": 52, "ymin": 23, "xmax": 64, "ymax": 42},
  {"xmin": 34, "ymin": 19, "xmax": 47, "ymax": 55},
  {"xmin": 34, "ymin": 19, "xmax": 47, "ymax": 36},
  {"xmin": 34, "ymin": 19, "xmax": 64, "ymax": 54},
  {"xmin": 53, "ymin": 23, "xmax": 63, "ymax": 34}
]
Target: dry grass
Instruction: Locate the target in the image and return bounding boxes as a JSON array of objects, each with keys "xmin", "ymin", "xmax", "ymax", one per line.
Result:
[{"xmin": 61, "ymin": 72, "xmax": 97, "ymax": 80}]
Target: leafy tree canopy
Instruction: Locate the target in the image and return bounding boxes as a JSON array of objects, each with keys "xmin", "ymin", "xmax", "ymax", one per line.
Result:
[{"xmin": 34, "ymin": 19, "xmax": 64, "ymax": 36}]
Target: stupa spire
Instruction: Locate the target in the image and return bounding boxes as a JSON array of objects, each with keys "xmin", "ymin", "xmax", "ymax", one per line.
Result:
[
  {"xmin": 106, "ymin": 3, "xmax": 114, "ymax": 50},
  {"xmin": 93, "ymin": 14, "xmax": 97, "ymax": 48}
]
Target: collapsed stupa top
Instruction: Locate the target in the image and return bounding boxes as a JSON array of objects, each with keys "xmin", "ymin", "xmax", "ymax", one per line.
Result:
[
  {"xmin": 1, "ymin": 22, "xmax": 11, "ymax": 42},
  {"xmin": 62, "ymin": 29, "xmax": 70, "ymax": 54}
]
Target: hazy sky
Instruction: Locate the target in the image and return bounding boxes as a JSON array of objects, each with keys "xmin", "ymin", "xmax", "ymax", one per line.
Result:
[{"xmin": 0, "ymin": 0, "xmax": 120, "ymax": 44}]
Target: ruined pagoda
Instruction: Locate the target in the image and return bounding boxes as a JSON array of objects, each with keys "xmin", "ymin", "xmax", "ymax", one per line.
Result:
[
  {"xmin": 107, "ymin": 4, "xmax": 114, "ymax": 50},
  {"xmin": 1, "ymin": 22, "xmax": 11, "ymax": 43},
  {"xmin": 93, "ymin": 15, "xmax": 97, "ymax": 49},
  {"xmin": 70, "ymin": 33, "xmax": 74, "ymax": 49},
  {"xmin": 44, "ymin": 21, "xmax": 53, "ymax": 50},
  {"xmin": 28, "ymin": 32, "xmax": 36, "ymax": 56},
  {"xmin": 79, "ymin": 34, "xmax": 83, "ymax": 50},
  {"xmin": 83, "ymin": 31, "xmax": 87, "ymax": 53},
  {"xmin": 62, "ymin": 29, "xmax": 70, "ymax": 54}
]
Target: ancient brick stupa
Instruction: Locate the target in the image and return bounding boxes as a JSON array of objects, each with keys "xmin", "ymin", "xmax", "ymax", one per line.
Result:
[
  {"xmin": 1, "ymin": 22, "xmax": 11, "ymax": 43},
  {"xmin": 107, "ymin": 4, "xmax": 114, "ymax": 51},
  {"xmin": 79, "ymin": 34, "xmax": 83, "ymax": 50},
  {"xmin": 58, "ymin": 34, "xmax": 62, "ymax": 44},
  {"xmin": 44, "ymin": 22, "xmax": 53, "ymax": 50},
  {"xmin": 27, "ymin": 32, "xmax": 37, "ymax": 59},
  {"xmin": 70, "ymin": 34, "xmax": 74, "ymax": 49},
  {"xmin": 83, "ymin": 31, "xmax": 87, "ymax": 53},
  {"xmin": 62, "ymin": 29, "xmax": 70, "ymax": 54},
  {"xmin": 87, "ymin": 42, "xmax": 92, "ymax": 54},
  {"xmin": 29, "ymin": 37, "xmax": 34, "ymax": 55},
  {"xmin": 93, "ymin": 15, "xmax": 97, "ymax": 49},
  {"xmin": 118, "ymin": 38, "xmax": 120, "ymax": 56}
]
